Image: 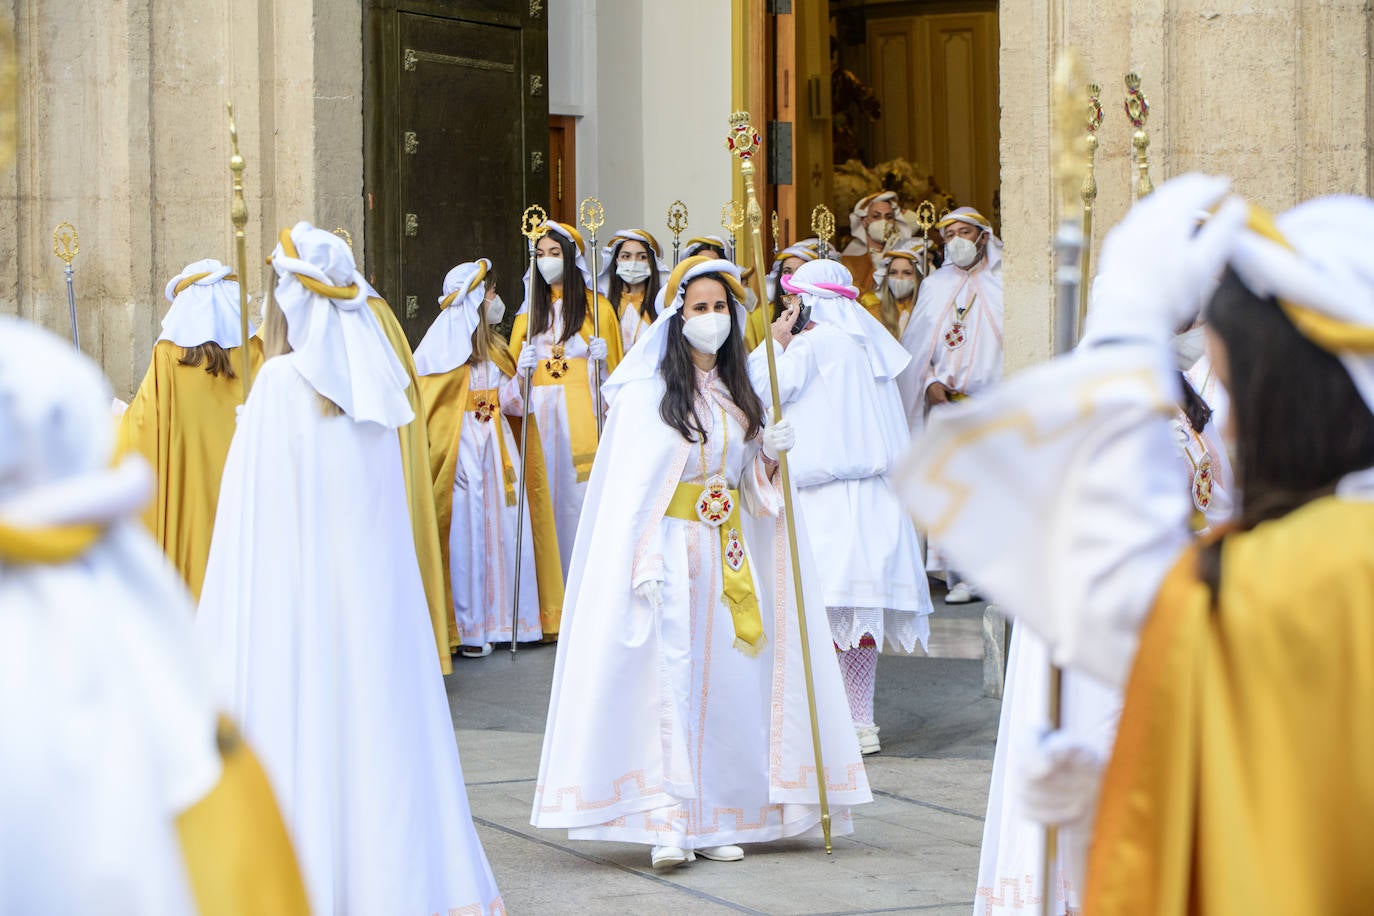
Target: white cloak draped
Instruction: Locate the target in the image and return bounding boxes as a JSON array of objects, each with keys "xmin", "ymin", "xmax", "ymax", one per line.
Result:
[
  {"xmin": 196, "ymin": 355, "xmax": 502, "ymax": 915},
  {"xmin": 532, "ymin": 370, "xmax": 870, "ymax": 847}
]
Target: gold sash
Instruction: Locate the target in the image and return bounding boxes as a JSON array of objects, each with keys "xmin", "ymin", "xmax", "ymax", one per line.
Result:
[
  {"xmin": 0, "ymin": 519, "xmax": 102, "ymax": 564},
  {"xmin": 665, "ymin": 482, "xmax": 765, "ymax": 656},
  {"xmin": 466, "ymin": 387, "xmax": 517, "ymax": 506},
  {"xmin": 532, "ymin": 356, "xmax": 598, "ymax": 482}
]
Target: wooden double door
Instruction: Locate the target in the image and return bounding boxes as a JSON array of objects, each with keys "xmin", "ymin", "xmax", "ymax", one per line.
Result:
[{"xmin": 364, "ymin": 0, "xmax": 549, "ymax": 344}]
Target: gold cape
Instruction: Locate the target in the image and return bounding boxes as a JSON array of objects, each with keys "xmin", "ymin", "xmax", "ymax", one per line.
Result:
[
  {"xmin": 417, "ymin": 345, "xmax": 565, "ymax": 640},
  {"xmin": 1088, "ymin": 496, "xmax": 1374, "ymax": 915},
  {"xmin": 840, "ymin": 251, "xmax": 877, "ymax": 294},
  {"xmin": 369, "ymin": 297, "xmax": 453, "ymax": 675},
  {"xmin": 116, "ymin": 339, "xmax": 264, "ymax": 603},
  {"xmin": 745, "ymin": 303, "xmax": 768, "ymax": 352}
]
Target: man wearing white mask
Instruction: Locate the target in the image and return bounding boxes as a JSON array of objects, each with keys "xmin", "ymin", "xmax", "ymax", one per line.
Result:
[
  {"xmin": 899, "ymin": 206, "xmax": 1004, "ymax": 604},
  {"xmin": 196, "ymin": 223, "xmax": 503, "ymax": 915},
  {"xmin": 533, "ymin": 256, "xmax": 870, "ymax": 870},
  {"xmin": 752, "ymin": 258, "xmax": 933, "ymax": 755},
  {"xmin": 840, "ymin": 190, "xmax": 910, "ymax": 293}
]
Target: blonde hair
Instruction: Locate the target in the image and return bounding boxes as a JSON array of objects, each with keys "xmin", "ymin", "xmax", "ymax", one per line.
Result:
[{"xmin": 262, "ymin": 285, "xmax": 345, "ymax": 416}]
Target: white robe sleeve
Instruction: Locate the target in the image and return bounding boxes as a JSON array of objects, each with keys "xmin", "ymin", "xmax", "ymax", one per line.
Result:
[
  {"xmin": 747, "ymin": 336, "xmax": 816, "ymax": 408},
  {"xmin": 894, "ymin": 342, "xmax": 1193, "ymax": 687}
]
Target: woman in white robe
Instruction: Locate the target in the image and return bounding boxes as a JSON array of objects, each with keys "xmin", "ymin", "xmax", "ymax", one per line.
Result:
[
  {"xmin": 509, "ymin": 220, "xmax": 623, "ymax": 578},
  {"xmin": 532, "ymin": 256, "xmax": 872, "ymax": 870},
  {"xmin": 597, "ymin": 228, "xmax": 668, "ymax": 353},
  {"xmin": 751, "ymin": 257, "xmax": 933, "ymax": 756},
  {"xmin": 196, "ymin": 223, "xmax": 503, "ymax": 915}
]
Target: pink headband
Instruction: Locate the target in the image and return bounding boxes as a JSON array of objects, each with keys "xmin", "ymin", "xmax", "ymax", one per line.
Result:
[{"xmin": 780, "ymin": 274, "xmax": 859, "ymax": 300}]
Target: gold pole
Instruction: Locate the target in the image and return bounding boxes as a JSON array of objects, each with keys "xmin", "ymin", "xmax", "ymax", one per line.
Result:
[
  {"xmin": 1078, "ymin": 83, "xmax": 1104, "ymax": 336},
  {"xmin": 667, "ymin": 200, "xmax": 688, "ymax": 266},
  {"xmin": 578, "ymin": 196, "xmax": 606, "ymax": 434},
  {"xmin": 1124, "ymin": 73, "xmax": 1153, "ymax": 201},
  {"xmin": 510, "ymin": 204, "xmax": 548, "ymax": 657},
  {"xmin": 227, "ymin": 102, "xmax": 252, "ymax": 402},
  {"xmin": 915, "ymin": 201, "xmax": 936, "ymax": 279},
  {"xmin": 726, "ymin": 111, "xmax": 832, "ymax": 854}
]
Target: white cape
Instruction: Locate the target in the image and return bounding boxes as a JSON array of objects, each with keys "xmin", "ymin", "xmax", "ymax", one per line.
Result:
[{"xmin": 196, "ymin": 355, "xmax": 502, "ymax": 915}]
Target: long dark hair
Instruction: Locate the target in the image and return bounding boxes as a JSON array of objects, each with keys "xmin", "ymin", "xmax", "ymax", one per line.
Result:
[
  {"xmin": 1198, "ymin": 269, "xmax": 1374, "ymax": 589},
  {"xmin": 659, "ymin": 273, "xmax": 766, "ymax": 444},
  {"xmin": 529, "ymin": 233, "xmax": 587, "ymax": 345},
  {"xmin": 607, "ymin": 238, "xmax": 662, "ymax": 323},
  {"xmin": 1179, "ymin": 372, "xmax": 1211, "ymax": 434},
  {"xmin": 179, "ymin": 342, "xmax": 237, "ymax": 377}
]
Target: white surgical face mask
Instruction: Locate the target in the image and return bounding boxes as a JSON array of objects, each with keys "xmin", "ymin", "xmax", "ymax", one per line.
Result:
[
  {"xmin": 888, "ymin": 277, "xmax": 916, "ymax": 300},
  {"xmin": 682, "ymin": 311, "xmax": 732, "ymax": 354},
  {"xmin": 946, "ymin": 235, "xmax": 980, "ymax": 269},
  {"xmin": 616, "ymin": 261, "xmax": 651, "ymax": 285},
  {"xmin": 1171, "ymin": 325, "xmax": 1206, "ymax": 370},
  {"xmin": 537, "ymin": 256, "xmax": 565, "ymax": 285},
  {"xmin": 484, "ymin": 294, "xmax": 505, "ymax": 325},
  {"xmin": 867, "ymin": 218, "xmax": 892, "ymax": 243}
]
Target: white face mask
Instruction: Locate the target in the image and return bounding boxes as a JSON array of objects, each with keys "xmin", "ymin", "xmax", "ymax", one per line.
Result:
[
  {"xmin": 867, "ymin": 218, "xmax": 893, "ymax": 243},
  {"xmin": 682, "ymin": 311, "xmax": 732, "ymax": 354},
  {"xmin": 946, "ymin": 235, "xmax": 981, "ymax": 269},
  {"xmin": 616, "ymin": 261, "xmax": 651, "ymax": 285},
  {"xmin": 537, "ymin": 256, "xmax": 565, "ymax": 286},
  {"xmin": 888, "ymin": 277, "xmax": 916, "ymax": 300},
  {"xmin": 484, "ymin": 294, "xmax": 505, "ymax": 325},
  {"xmin": 1171, "ymin": 325, "xmax": 1206, "ymax": 370}
]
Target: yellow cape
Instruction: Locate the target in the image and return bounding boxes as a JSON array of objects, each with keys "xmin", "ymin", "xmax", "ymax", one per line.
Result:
[
  {"xmin": 417, "ymin": 345, "xmax": 565, "ymax": 640},
  {"xmin": 116, "ymin": 339, "xmax": 264, "ymax": 603},
  {"xmin": 745, "ymin": 304, "xmax": 769, "ymax": 352},
  {"xmin": 1088, "ymin": 496, "xmax": 1374, "ymax": 915},
  {"xmin": 176, "ymin": 717, "xmax": 309, "ymax": 916},
  {"xmin": 369, "ymin": 298, "xmax": 453, "ymax": 675}
]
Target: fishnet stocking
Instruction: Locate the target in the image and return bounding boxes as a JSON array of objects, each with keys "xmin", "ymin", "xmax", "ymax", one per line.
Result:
[{"xmin": 836, "ymin": 645, "xmax": 878, "ymax": 727}]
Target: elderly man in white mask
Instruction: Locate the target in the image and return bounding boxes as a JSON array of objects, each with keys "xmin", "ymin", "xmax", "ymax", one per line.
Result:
[
  {"xmin": 0, "ymin": 318, "xmax": 307, "ymax": 915},
  {"xmin": 750, "ymin": 258, "xmax": 933, "ymax": 754},
  {"xmin": 196, "ymin": 222, "xmax": 503, "ymax": 915}
]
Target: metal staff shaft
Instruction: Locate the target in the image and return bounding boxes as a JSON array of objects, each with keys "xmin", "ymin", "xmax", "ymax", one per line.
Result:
[
  {"xmin": 52, "ymin": 222, "xmax": 80, "ymax": 349},
  {"xmin": 727, "ymin": 113, "xmax": 832, "ymax": 853},
  {"xmin": 511, "ymin": 205, "xmax": 547, "ymax": 656},
  {"xmin": 64, "ymin": 265, "xmax": 78, "ymax": 349},
  {"xmin": 579, "ymin": 197, "xmax": 606, "ymax": 435}
]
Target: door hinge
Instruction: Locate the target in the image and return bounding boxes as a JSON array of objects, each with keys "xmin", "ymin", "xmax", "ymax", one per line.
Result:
[
  {"xmin": 767, "ymin": 0, "xmax": 792, "ymax": 12},
  {"xmin": 767, "ymin": 121, "xmax": 793, "ymax": 186}
]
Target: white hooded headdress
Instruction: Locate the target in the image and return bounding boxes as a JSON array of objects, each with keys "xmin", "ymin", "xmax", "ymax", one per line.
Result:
[
  {"xmin": 781, "ymin": 258, "xmax": 911, "ymax": 380},
  {"xmin": 413, "ymin": 259, "xmax": 492, "ymax": 377},
  {"xmin": 157, "ymin": 259, "xmax": 254, "ymax": 348}
]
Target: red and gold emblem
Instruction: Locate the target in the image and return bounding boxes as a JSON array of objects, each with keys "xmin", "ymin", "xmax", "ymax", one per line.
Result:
[
  {"xmin": 1192, "ymin": 455, "xmax": 1213, "ymax": 512},
  {"xmin": 724, "ymin": 528, "xmax": 745, "ymax": 572},
  {"xmin": 944, "ymin": 322, "xmax": 966, "ymax": 350},
  {"xmin": 544, "ymin": 343, "xmax": 569, "ymax": 380},
  {"xmin": 695, "ymin": 474, "xmax": 734, "ymax": 527},
  {"xmin": 473, "ymin": 394, "xmax": 496, "ymax": 423}
]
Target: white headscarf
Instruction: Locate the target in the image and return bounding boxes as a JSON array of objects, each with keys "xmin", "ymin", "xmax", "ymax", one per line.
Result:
[
  {"xmin": 597, "ymin": 229, "xmax": 669, "ymax": 295},
  {"xmin": 782, "ymin": 258, "xmax": 911, "ymax": 380},
  {"xmin": 684, "ymin": 234, "xmax": 732, "ymax": 262},
  {"xmin": 157, "ymin": 259, "xmax": 254, "ymax": 348},
  {"xmin": 1228, "ymin": 196, "xmax": 1374, "ymax": 413},
  {"xmin": 935, "ymin": 206, "xmax": 1005, "ymax": 269},
  {"xmin": 269, "ymin": 221, "xmax": 413, "ymax": 429},
  {"xmin": 875, "ymin": 236, "xmax": 935, "ymax": 287},
  {"xmin": 603, "ymin": 257, "xmax": 746, "ymax": 404},
  {"xmin": 413, "ymin": 259, "xmax": 491, "ymax": 377},
  {"xmin": 520, "ymin": 220, "xmax": 595, "ymax": 311}
]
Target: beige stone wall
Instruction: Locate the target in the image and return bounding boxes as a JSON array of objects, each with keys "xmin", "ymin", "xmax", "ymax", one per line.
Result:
[
  {"xmin": 999, "ymin": 1, "xmax": 1374, "ymax": 374},
  {"xmin": 0, "ymin": 0, "xmax": 364, "ymax": 397}
]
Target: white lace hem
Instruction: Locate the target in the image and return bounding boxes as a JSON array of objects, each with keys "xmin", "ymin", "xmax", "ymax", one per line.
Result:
[{"xmin": 827, "ymin": 606, "xmax": 930, "ymax": 654}]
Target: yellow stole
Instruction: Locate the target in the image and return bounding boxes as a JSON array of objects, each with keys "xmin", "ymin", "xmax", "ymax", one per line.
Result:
[
  {"xmin": 1087, "ymin": 497, "xmax": 1374, "ymax": 915},
  {"xmin": 664, "ymin": 482, "xmax": 764, "ymax": 655},
  {"xmin": 507, "ymin": 290, "xmax": 623, "ymax": 482}
]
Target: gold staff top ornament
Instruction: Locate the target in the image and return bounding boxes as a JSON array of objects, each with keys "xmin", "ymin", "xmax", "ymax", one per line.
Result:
[
  {"xmin": 522, "ymin": 204, "xmax": 548, "ymax": 243},
  {"xmin": 1124, "ymin": 72, "xmax": 1153, "ymax": 199},
  {"xmin": 721, "ymin": 200, "xmax": 743, "ymax": 234},
  {"xmin": 52, "ymin": 221, "xmax": 78, "ymax": 265},
  {"xmin": 332, "ymin": 227, "xmax": 354, "ymax": 252},
  {"xmin": 810, "ymin": 204, "xmax": 835, "ymax": 257},
  {"xmin": 771, "ymin": 209, "xmax": 781, "ymax": 254},
  {"xmin": 578, "ymin": 196, "xmax": 605, "ymax": 236}
]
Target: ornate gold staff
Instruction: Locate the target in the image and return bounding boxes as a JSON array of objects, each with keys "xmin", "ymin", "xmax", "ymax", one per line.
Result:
[
  {"xmin": 771, "ymin": 209, "xmax": 781, "ymax": 257},
  {"xmin": 578, "ymin": 196, "xmax": 606, "ymax": 433},
  {"xmin": 1124, "ymin": 72, "xmax": 1153, "ymax": 201},
  {"xmin": 510, "ymin": 204, "xmax": 547, "ymax": 657},
  {"xmin": 915, "ymin": 201, "xmax": 937, "ymax": 278},
  {"xmin": 1042, "ymin": 51, "xmax": 1092, "ymax": 916},
  {"xmin": 227, "ymin": 102, "xmax": 252, "ymax": 401},
  {"xmin": 332, "ymin": 227, "xmax": 354, "ymax": 252},
  {"xmin": 51, "ymin": 222, "xmax": 80, "ymax": 349},
  {"xmin": 810, "ymin": 204, "xmax": 835, "ymax": 259},
  {"xmin": 666, "ymin": 200, "xmax": 688, "ymax": 266},
  {"xmin": 721, "ymin": 200, "xmax": 744, "ymax": 263},
  {"xmin": 726, "ymin": 111, "xmax": 833, "ymax": 854},
  {"xmin": 1078, "ymin": 83, "xmax": 1104, "ymax": 337}
]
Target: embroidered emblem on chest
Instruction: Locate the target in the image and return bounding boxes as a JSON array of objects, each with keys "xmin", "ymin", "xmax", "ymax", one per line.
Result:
[
  {"xmin": 473, "ymin": 395, "xmax": 496, "ymax": 423},
  {"xmin": 544, "ymin": 343, "xmax": 569, "ymax": 379},
  {"xmin": 943, "ymin": 322, "xmax": 967, "ymax": 350},
  {"xmin": 724, "ymin": 528, "xmax": 745, "ymax": 572},
  {"xmin": 696, "ymin": 474, "xmax": 733, "ymax": 527},
  {"xmin": 1192, "ymin": 455, "xmax": 1214, "ymax": 512}
]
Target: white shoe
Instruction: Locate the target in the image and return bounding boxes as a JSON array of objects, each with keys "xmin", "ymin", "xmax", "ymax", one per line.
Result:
[
  {"xmin": 459, "ymin": 643, "xmax": 493, "ymax": 658},
  {"xmin": 856, "ymin": 724, "xmax": 881, "ymax": 755},
  {"xmin": 697, "ymin": 844, "xmax": 744, "ymax": 862},
  {"xmin": 945, "ymin": 582, "xmax": 975, "ymax": 604},
  {"xmin": 651, "ymin": 845, "xmax": 689, "ymax": 870}
]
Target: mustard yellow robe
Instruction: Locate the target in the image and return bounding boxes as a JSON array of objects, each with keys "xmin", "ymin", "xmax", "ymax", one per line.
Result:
[{"xmin": 117, "ymin": 340, "xmax": 264, "ymax": 603}]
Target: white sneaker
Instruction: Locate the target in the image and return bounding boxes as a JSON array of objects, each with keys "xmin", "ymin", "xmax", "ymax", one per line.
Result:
[
  {"xmin": 856, "ymin": 724, "xmax": 881, "ymax": 755},
  {"xmin": 651, "ymin": 845, "xmax": 689, "ymax": 870},
  {"xmin": 698, "ymin": 844, "xmax": 744, "ymax": 862},
  {"xmin": 459, "ymin": 643, "xmax": 494, "ymax": 658},
  {"xmin": 945, "ymin": 582, "xmax": 975, "ymax": 604}
]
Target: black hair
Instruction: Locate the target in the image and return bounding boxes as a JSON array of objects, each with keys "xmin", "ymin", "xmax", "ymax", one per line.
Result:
[
  {"xmin": 529, "ymin": 233, "xmax": 587, "ymax": 345},
  {"xmin": 694, "ymin": 243, "xmax": 727, "ymax": 261},
  {"xmin": 607, "ymin": 238, "xmax": 662, "ymax": 323},
  {"xmin": 659, "ymin": 272, "xmax": 766, "ymax": 445},
  {"xmin": 1199, "ymin": 268, "xmax": 1374, "ymax": 586},
  {"xmin": 1179, "ymin": 372, "xmax": 1212, "ymax": 434}
]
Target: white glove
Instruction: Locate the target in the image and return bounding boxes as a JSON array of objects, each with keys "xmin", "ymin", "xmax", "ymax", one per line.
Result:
[
  {"xmin": 517, "ymin": 343, "xmax": 539, "ymax": 377},
  {"xmin": 761, "ymin": 418, "xmax": 795, "ymax": 460},
  {"xmin": 587, "ymin": 336, "xmax": 609, "ymax": 361},
  {"xmin": 1081, "ymin": 173, "xmax": 1248, "ymax": 348},
  {"xmin": 1017, "ymin": 729, "xmax": 1105, "ymax": 828}
]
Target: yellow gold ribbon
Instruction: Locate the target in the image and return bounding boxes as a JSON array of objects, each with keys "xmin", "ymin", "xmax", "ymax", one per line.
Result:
[
  {"xmin": 665, "ymin": 482, "xmax": 765, "ymax": 656},
  {"xmin": 0, "ymin": 519, "xmax": 103, "ymax": 564},
  {"xmin": 173, "ymin": 271, "xmax": 239, "ymax": 297},
  {"xmin": 531, "ymin": 356, "xmax": 599, "ymax": 482},
  {"xmin": 466, "ymin": 387, "xmax": 517, "ymax": 505},
  {"xmin": 276, "ymin": 228, "xmax": 361, "ymax": 300},
  {"xmin": 440, "ymin": 261, "xmax": 490, "ymax": 310}
]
